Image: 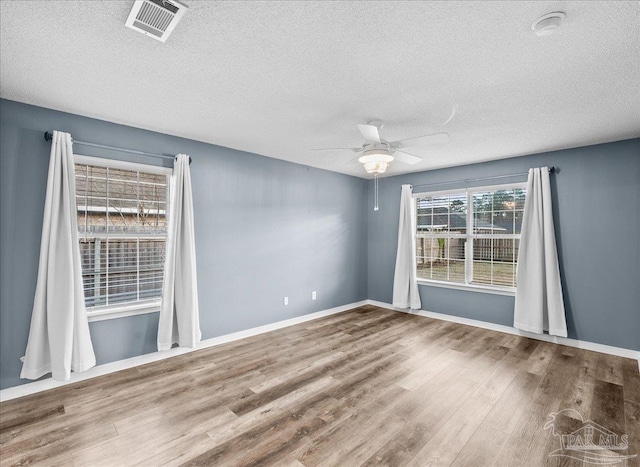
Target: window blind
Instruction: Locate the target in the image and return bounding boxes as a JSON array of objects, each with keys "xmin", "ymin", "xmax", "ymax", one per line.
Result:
[{"xmin": 75, "ymin": 162, "xmax": 169, "ymax": 310}]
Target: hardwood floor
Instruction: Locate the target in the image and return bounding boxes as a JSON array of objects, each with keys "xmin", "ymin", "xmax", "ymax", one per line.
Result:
[{"xmin": 1, "ymin": 305, "xmax": 638, "ymax": 466}]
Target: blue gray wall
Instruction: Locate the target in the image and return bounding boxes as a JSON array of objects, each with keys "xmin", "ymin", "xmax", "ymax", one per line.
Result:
[
  {"xmin": 367, "ymin": 139, "xmax": 640, "ymax": 351},
  {"xmin": 1, "ymin": 97, "xmax": 638, "ymax": 391},
  {"xmin": 0, "ymin": 99, "xmax": 368, "ymax": 389}
]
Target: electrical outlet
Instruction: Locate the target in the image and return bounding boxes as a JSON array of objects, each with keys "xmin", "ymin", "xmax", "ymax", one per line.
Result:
[
  {"xmin": 312, "ymin": 291, "xmax": 317, "ymax": 300},
  {"xmin": 284, "ymin": 296, "xmax": 289, "ymax": 306}
]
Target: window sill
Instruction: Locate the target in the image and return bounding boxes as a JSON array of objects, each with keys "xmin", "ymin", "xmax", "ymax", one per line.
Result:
[
  {"xmin": 87, "ymin": 301, "xmax": 161, "ymax": 322},
  {"xmin": 416, "ymin": 279, "xmax": 516, "ymax": 296}
]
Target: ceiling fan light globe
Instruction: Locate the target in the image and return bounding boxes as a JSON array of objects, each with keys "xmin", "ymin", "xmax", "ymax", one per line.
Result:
[
  {"xmin": 358, "ymin": 152, "xmax": 394, "ymax": 174},
  {"xmin": 363, "ymin": 161, "xmax": 389, "ymax": 174}
]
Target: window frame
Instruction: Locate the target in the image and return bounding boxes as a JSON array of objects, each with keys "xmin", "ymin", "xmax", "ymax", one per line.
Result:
[
  {"xmin": 413, "ymin": 182, "xmax": 527, "ymax": 296},
  {"xmin": 74, "ymin": 154, "xmax": 173, "ymax": 322}
]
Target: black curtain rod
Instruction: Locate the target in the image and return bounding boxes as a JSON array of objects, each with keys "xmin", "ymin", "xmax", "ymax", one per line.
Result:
[
  {"xmin": 44, "ymin": 131, "xmax": 191, "ymax": 164},
  {"xmin": 412, "ymin": 167, "xmax": 556, "ymax": 190}
]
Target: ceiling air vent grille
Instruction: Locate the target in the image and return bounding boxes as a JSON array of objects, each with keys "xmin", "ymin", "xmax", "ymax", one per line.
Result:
[{"xmin": 125, "ymin": 0, "xmax": 187, "ymax": 43}]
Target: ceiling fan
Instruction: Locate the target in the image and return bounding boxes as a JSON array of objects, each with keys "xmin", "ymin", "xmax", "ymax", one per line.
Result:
[{"xmin": 313, "ymin": 120, "xmax": 449, "ymax": 175}]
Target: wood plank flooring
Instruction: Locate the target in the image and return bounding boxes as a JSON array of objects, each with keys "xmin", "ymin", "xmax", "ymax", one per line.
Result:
[{"xmin": 1, "ymin": 305, "xmax": 638, "ymax": 466}]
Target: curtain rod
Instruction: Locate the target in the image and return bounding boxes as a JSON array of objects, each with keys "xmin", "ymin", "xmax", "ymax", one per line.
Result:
[
  {"xmin": 411, "ymin": 167, "xmax": 556, "ymax": 190},
  {"xmin": 43, "ymin": 131, "xmax": 191, "ymax": 164}
]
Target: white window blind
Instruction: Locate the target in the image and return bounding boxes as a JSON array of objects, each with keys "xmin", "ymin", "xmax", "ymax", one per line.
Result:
[
  {"xmin": 415, "ymin": 184, "xmax": 526, "ymax": 291},
  {"xmin": 74, "ymin": 156, "xmax": 171, "ymax": 313}
]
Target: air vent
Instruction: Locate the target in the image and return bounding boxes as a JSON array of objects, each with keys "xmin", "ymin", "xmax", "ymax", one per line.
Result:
[{"xmin": 125, "ymin": 0, "xmax": 187, "ymax": 43}]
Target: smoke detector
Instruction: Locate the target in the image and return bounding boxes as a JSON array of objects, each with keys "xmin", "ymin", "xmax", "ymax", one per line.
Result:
[
  {"xmin": 531, "ymin": 12, "xmax": 566, "ymax": 36},
  {"xmin": 125, "ymin": 0, "xmax": 188, "ymax": 42}
]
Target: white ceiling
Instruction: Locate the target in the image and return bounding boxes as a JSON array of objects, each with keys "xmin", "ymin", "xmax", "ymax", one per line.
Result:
[{"xmin": 1, "ymin": 1, "xmax": 639, "ymax": 179}]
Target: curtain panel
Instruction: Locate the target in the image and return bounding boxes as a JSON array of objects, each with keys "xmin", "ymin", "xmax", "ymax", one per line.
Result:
[
  {"xmin": 392, "ymin": 184, "xmax": 421, "ymax": 309},
  {"xmin": 158, "ymin": 154, "xmax": 201, "ymax": 350},
  {"xmin": 21, "ymin": 130, "xmax": 96, "ymax": 381},
  {"xmin": 513, "ymin": 167, "xmax": 568, "ymax": 337}
]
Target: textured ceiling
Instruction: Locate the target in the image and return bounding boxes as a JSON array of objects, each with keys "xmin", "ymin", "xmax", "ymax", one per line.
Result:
[{"xmin": 1, "ymin": 1, "xmax": 639, "ymax": 178}]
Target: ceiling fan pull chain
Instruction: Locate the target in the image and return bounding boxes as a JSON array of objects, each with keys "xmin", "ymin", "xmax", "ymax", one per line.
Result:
[{"xmin": 374, "ymin": 173, "xmax": 379, "ymax": 211}]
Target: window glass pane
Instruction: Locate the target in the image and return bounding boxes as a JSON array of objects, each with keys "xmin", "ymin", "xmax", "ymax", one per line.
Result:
[
  {"xmin": 86, "ymin": 169, "xmax": 107, "ymax": 233},
  {"xmin": 139, "ymin": 174, "xmax": 167, "ymax": 233},
  {"xmin": 514, "ymin": 189, "xmax": 526, "ymax": 209},
  {"xmin": 416, "ymin": 214, "xmax": 433, "ymax": 234},
  {"xmin": 446, "ymin": 193, "xmax": 467, "ymax": 233},
  {"xmin": 473, "ymin": 210, "xmax": 493, "ymax": 234},
  {"xmin": 514, "ymin": 211, "xmax": 525, "ymax": 234},
  {"xmin": 76, "ymin": 197, "xmax": 87, "ymax": 234},
  {"xmin": 139, "ymin": 175, "xmax": 167, "ymax": 201},
  {"xmin": 88, "ymin": 165, "xmax": 108, "ymax": 179},
  {"xmin": 107, "ymin": 169, "xmax": 136, "ymax": 233},
  {"xmin": 107, "ymin": 239, "xmax": 138, "ymax": 305},
  {"xmin": 430, "ymin": 261, "xmax": 449, "ymax": 281},
  {"xmin": 447, "ymin": 259, "xmax": 465, "ymax": 283},
  {"xmin": 415, "ymin": 237, "xmax": 464, "ymax": 283},
  {"xmin": 492, "ymin": 190, "xmax": 514, "ymax": 210},
  {"xmin": 75, "ymin": 164, "xmax": 88, "ymax": 178},
  {"xmin": 139, "ymin": 239, "xmax": 165, "ymax": 301},
  {"xmin": 473, "ymin": 191, "xmax": 493, "ymax": 213},
  {"xmin": 416, "ymin": 192, "xmax": 466, "ymax": 234},
  {"xmin": 108, "ymin": 177, "xmax": 139, "ymax": 232},
  {"xmin": 491, "ymin": 211, "xmax": 514, "ymax": 234},
  {"xmin": 79, "ymin": 238, "xmax": 107, "ymax": 307},
  {"xmin": 513, "ymin": 239, "xmax": 520, "ymax": 286},
  {"xmin": 108, "ymin": 168, "xmax": 135, "ymax": 182},
  {"xmin": 472, "ymin": 260, "xmax": 494, "ymax": 286},
  {"xmin": 75, "ymin": 164, "xmax": 88, "ymax": 233},
  {"xmin": 416, "ymin": 237, "xmax": 436, "ymax": 280},
  {"xmin": 472, "ymin": 188, "xmax": 526, "ymax": 235},
  {"xmin": 472, "ymin": 238, "xmax": 518, "ymax": 287},
  {"xmin": 140, "ymin": 201, "xmax": 167, "ymax": 233}
]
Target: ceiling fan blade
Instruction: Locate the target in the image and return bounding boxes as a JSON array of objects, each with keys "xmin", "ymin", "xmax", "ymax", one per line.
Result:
[
  {"xmin": 393, "ymin": 150, "xmax": 423, "ymax": 165},
  {"xmin": 357, "ymin": 124, "xmax": 381, "ymax": 143},
  {"xmin": 311, "ymin": 147, "xmax": 361, "ymax": 152},
  {"xmin": 394, "ymin": 132, "xmax": 449, "ymax": 148}
]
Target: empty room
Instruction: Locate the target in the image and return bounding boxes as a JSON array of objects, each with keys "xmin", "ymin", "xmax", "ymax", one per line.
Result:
[{"xmin": 1, "ymin": 1, "xmax": 639, "ymax": 466}]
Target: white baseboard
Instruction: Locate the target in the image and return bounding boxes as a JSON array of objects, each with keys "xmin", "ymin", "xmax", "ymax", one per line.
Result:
[
  {"xmin": 0, "ymin": 300, "xmax": 367, "ymax": 402},
  {"xmin": 367, "ymin": 300, "xmax": 640, "ymax": 367},
  {"xmin": 4, "ymin": 299, "xmax": 638, "ymax": 401}
]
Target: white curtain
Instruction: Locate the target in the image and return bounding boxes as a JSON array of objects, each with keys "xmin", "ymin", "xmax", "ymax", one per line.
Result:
[
  {"xmin": 158, "ymin": 154, "xmax": 201, "ymax": 350},
  {"xmin": 514, "ymin": 167, "xmax": 567, "ymax": 337},
  {"xmin": 21, "ymin": 130, "xmax": 96, "ymax": 381},
  {"xmin": 392, "ymin": 184, "xmax": 421, "ymax": 309}
]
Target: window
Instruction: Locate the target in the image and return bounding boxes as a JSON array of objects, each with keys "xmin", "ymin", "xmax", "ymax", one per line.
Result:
[
  {"xmin": 74, "ymin": 155, "xmax": 171, "ymax": 319},
  {"xmin": 415, "ymin": 183, "xmax": 526, "ymax": 293}
]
